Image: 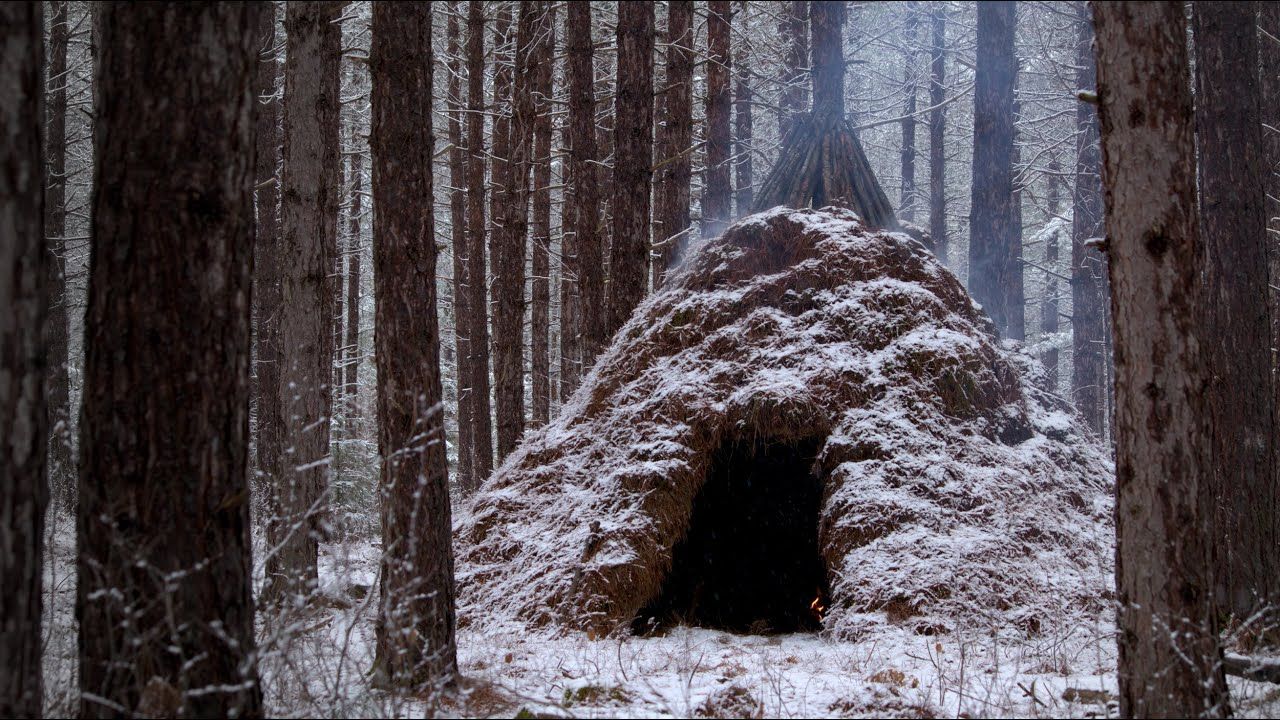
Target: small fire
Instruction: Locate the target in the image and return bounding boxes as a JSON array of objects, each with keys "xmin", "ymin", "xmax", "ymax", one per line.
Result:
[{"xmin": 810, "ymin": 592, "xmax": 827, "ymax": 622}]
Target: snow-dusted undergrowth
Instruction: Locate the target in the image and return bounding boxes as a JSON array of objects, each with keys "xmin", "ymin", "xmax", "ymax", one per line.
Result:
[{"xmin": 41, "ymin": 521, "xmax": 1280, "ymax": 717}]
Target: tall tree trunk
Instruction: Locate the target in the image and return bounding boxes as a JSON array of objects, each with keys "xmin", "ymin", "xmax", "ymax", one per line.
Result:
[
  {"xmin": 596, "ymin": 36, "xmax": 615, "ymax": 273},
  {"xmin": 493, "ymin": 1, "xmax": 530, "ymax": 463},
  {"xmin": 344, "ymin": 126, "xmax": 362, "ymax": 417},
  {"xmin": 1010, "ymin": 98, "xmax": 1024, "ymax": 320},
  {"xmin": 530, "ymin": 3, "xmax": 555, "ymax": 428},
  {"xmin": 1072, "ymin": 1, "xmax": 1108, "ymax": 438},
  {"xmin": 79, "ymin": 5, "xmax": 264, "ymax": 716},
  {"xmin": 269, "ymin": 0, "xmax": 342, "ymax": 600},
  {"xmin": 370, "ymin": 3, "xmax": 459, "ymax": 687},
  {"xmin": 253, "ymin": 2, "xmax": 284, "ymax": 568},
  {"xmin": 561, "ymin": 2, "xmax": 601, "ymax": 399},
  {"xmin": 1041, "ymin": 158, "xmax": 1062, "ymax": 391},
  {"xmin": 733, "ymin": 1, "xmax": 753, "ymax": 218},
  {"xmin": 899, "ymin": 2, "xmax": 919, "ymax": 223},
  {"xmin": 779, "ymin": 1, "xmax": 809, "ymax": 149},
  {"xmin": 702, "ymin": 0, "xmax": 731, "ymax": 237},
  {"xmin": 1192, "ymin": 0, "xmax": 1279, "ymax": 621},
  {"xmin": 465, "ymin": 0, "xmax": 494, "ymax": 487},
  {"xmin": 928, "ymin": 4, "xmax": 947, "ymax": 262},
  {"xmin": 1093, "ymin": 2, "xmax": 1230, "ymax": 716},
  {"xmin": 655, "ymin": 0, "xmax": 693, "ymax": 286},
  {"xmin": 44, "ymin": 0, "xmax": 73, "ymax": 510},
  {"xmin": 810, "ymin": 0, "xmax": 846, "ymax": 121},
  {"xmin": 1, "ymin": 5, "xmax": 47, "ymax": 716},
  {"xmin": 447, "ymin": 1, "xmax": 475, "ymax": 490},
  {"xmin": 605, "ymin": 2, "xmax": 655, "ymax": 339},
  {"xmin": 968, "ymin": 1, "xmax": 1020, "ymax": 340},
  {"xmin": 1263, "ymin": 1, "xmax": 1280, "ymax": 496}
]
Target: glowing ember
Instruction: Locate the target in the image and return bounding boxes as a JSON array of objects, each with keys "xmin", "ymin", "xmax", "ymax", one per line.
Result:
[{"xmin": 810, "ymin": 593, "xmax": 826, "ymax": 622}]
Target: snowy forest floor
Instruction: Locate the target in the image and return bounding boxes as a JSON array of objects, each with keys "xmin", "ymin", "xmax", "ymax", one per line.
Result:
[{"xmin": 39, "ymin": 510, "xmax": 1280, "ymax": 718}]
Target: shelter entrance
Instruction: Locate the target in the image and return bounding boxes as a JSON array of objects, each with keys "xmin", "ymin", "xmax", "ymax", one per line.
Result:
[{"xmin": 633, "ymin": 435, "xmax": 829, "ymax": 635}]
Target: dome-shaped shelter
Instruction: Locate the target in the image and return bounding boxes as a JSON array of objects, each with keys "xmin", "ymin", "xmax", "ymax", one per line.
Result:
[{"xmin": 455, "ymin": 207, "xmax": 1112, "ymax": 639}]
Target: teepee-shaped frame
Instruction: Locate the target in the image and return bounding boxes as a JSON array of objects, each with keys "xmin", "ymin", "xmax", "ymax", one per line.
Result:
[{"xmin": 753, "ymin": 1, "xmax": 899, "ymax": 230}]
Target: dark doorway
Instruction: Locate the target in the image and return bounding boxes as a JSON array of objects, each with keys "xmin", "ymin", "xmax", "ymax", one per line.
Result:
[{"xmin": 633, "ymin": 435, "xmax": 829, "ymax": 635}]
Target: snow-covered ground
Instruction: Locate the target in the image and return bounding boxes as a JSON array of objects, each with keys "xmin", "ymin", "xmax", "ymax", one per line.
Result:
[{"xmin": 40, "ymin": 519, "xmax": 1280, "ymax": 718}]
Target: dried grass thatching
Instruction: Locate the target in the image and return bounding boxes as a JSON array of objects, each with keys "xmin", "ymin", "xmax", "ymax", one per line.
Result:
[{"xmin": 455, "ymin": 207, "xmax": 1112, "ymax": 639}]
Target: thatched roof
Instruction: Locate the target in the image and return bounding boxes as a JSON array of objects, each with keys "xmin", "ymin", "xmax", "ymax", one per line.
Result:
[{"xmin": 455, "ymin": 207, "xmax": 1113, "ymax": 638}]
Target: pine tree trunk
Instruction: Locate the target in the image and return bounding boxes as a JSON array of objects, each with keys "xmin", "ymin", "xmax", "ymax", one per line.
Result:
[
  {"xmin": 1093, "ymin": 2, "xmax": 1230, "ymax": 716},
  {"xmin": 779, "ymin": 1, "xmax": 809, "ymax": 150},
  {"xmin": 1072, "ymin": 1, "xmax": 1108, "ymax": 438},
  {"xmin": 1011, "ymin": 99, "xmax": 1024, "ymax": 329},
  {"xmin": 370, "ymin": 4, "xmax": 459, "ymax": 687},
  {"xmin": 253, "ymin": 2, "xmax": 284, "ymax": 565},
  {"xmin": 605, "ymin": 2, "xmax": 655, "ymax": 339},
  {"xmin": 899, "ymin": 2, "xmax": 919, "ymax": 223},
  {"xmin": 447, "ymin": 1, "xmax": 475, "ymax": 490},
  {"xmin": 1192, "ymin": 0, "xmax": 1279, "ymax": 621},
  {"xmin": 655, "ymin": 0, "xmax": 693, "ymax": 286},
  {"xmin": 702, "ymin": 0, "xmax": 731, "ymax": 237},
  {"xmin": 810, "ymin": 0, "xmax": 846, "ymax": 121},
  {"xmin": 494, "ymin": 1, "xmax": 533, "ymax": 463},
  {"xmin": 44, "ymin": 0, "xmax": 73, "ymax": 510},
  {"xmin": 733, "ymin": 1, "xmax": 753, "ymax": 218},
  {"xmin": 465, "ymin": 0, "xmax": 495, "ymax": 487},
  {"xmin": 0, "ymin": 5, "xmax": 47, "ymax": 716},
  {"xmin": 78, "ymin": 5, "xmax": 264, "ymax": 716},
  {"xmin": 561, "ymin": 2, "xmax": 601, "ymax": 399},
  {"xmin": 1262, "ymin": 2, "xmax": 1280, "ymax": 491},
  {"xmin": 344, "ymin": 127, "xmax": 362, "ymax": 417},
  {"xmin": 332, "ymin": 179, "xmax": 344, "ymax": 435},
  {"xmin": 1041, "ymin": 159, "xmax": 1061, "ymax": 391},
  {"xmin": 530, "ymin": 3, "xmax": 555, "ymax": 428},
  {"xmin": 597, "ymin": 38, "xmax": 615, "ymax": 272},
  {"xmin": 269, "ymin": 0, "xmax": 342, "ymax": 600},
  {"xmin": 968, "ymin": 1, "xmax": 1021, "ymax": 340},
  {"xmin": 928, "ymin": 4, "xmax": 947, "ymax": 262}
]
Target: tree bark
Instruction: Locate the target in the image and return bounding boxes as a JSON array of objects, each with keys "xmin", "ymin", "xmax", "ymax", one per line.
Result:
[
  {"xmin": 269, "ymin": 0, "xmax": 342, "ymax": 601},
  {"xmin": 253, "ymin": 0, "xmax": 284, "ymax": 566},
  {"xmin": 968, "ymin": 1, "xmax": 1021, "ymax": 341},
  {"xmin": 702, "ymin": 0, "xmax": 732, "ymax": 237},
  {"xmin": 530, "ymin": 3, "xmax": 555, "ymax": 428},
  {"xmin": 1042, "ymin": 158, "xmax": 1062, "ymax": 391},
  {"xmin": 605, "ymin": 1, "xmax": 655, "ymax": 339},
  {"xmin": 597, "ymin": 35, "xmax": 615, "ymax": 268},
  {"xmin": 465, "ymin": 0, "xmax": 494, "ymax": 487},
  {"xmin": 370, "ymin": 3, "xmax": 459, "ymax": 688},
  {"xmin": 0, "ymin": 4, "xmax": 47, "ymax": 716},
  {"xmin": 344, "ymin": 125, "xmax": 362, "ymax": 417},
  {"xmin": 779, "ymin": 1, "xmax": 809, "ymax": 150},
  {"xmin": 733, "ymin": 1, "xmax": 753, "ymax": 218},
  {"xmin": 1072, "ymin": 1, "xmax": 1108, "ymax": 438},
  {"xmin": 810, "ymin": 0, "xmax": 846, "ymax": 121},
  {"xmin": 493, "ymin": 1, "xmax": 534, "ymax": 463},
  {"xmin": 561, "ymin": 2, "xmax": 602, "ymax": 400},
  {"xmin": 44, "ymin": 0, "xmax": 73, "ymax": 510},
  {"xmin": 1192, "ymin": 0, "xmax": 1279, "ymax": 621},
  {"xmin": 1093, "ymin": 2, "xmax": 1230, "ymax": 716},
  {"xmin": 447, "ymin": 1, "xmax": 475, "ymax": 490},
  {"xmin": 899, "ymin": 2, "xmax": 919, "ymax": 223},
  {"xmin": 655, "ymin": 0, "xmax": 693, "ymax": 286},
  {"xmin": 928, "ymin": 4, "xmax": 947, "ymax": 263},
  {"xmin": 1263, "ymin": 2, "xmax": 1280, "ymax": 528},
  {"xmin": 78, "ymin": 4, "xmax": 264, "ymax": 716}
]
